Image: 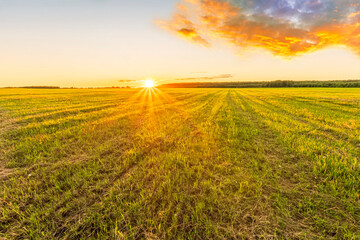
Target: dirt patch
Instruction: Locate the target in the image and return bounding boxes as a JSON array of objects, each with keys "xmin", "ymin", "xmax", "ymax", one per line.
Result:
[
  {"xmin": 0, "ymin": 167, "xmax": 13, "ymax": 180},
  {"xmin": 0, "ymin": 109, "xmax": 17, "ymax": 179}
]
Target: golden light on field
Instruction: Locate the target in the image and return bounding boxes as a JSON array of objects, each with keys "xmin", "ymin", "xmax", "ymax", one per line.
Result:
[{"xmin": 145, "ymin": 79, "xmax": 155, "ymax": 88}]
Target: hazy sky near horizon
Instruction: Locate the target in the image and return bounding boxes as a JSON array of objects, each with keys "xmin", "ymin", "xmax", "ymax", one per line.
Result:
[{"xmin": 1, "ymin": 0, "xmax": 360, "ymax": 87}]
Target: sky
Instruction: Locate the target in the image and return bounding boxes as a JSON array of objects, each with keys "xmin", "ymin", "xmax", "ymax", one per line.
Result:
[{"xmin": 0, "ymin": 0, "xmax": 360, "ymax": 87}]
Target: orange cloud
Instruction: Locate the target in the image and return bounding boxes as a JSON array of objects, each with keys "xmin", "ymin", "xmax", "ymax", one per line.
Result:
[
  {"xmin": 349, "ymin": 11, "xmax": 360, "ymax": 18},
  {"xmin": 157, "ymin": 5, "xmax": 210, "ymax": 47},
  {"xmin": 159, "ymin": 0, "xmax": 360, "ymax": 57},
  {"xmin": 175, "ymin": 74, "xmax": 233, "ymax": 81}
]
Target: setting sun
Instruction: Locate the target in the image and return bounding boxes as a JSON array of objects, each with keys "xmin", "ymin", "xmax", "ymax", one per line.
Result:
[{"xmin": 145, "ymin": 79, "xmax": 154, "ymax": 88}]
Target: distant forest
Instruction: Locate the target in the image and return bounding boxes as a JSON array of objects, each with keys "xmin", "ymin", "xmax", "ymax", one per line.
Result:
[
  {"xmin": 21, "ymin": 86, "xmax": 61, "ymax": 89},
  {"xmin": 159, "ymin": 80, "xmax": 360, "ymax": 88}
]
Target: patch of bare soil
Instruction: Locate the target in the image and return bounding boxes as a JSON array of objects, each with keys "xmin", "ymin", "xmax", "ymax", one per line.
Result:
[
  {"xmin": 0, "ymin": 110, "xmax": 17, "ymax": 179},
  {"xmin": 0, "ymin": 166, "xmax": 13, "ymax": 180}
]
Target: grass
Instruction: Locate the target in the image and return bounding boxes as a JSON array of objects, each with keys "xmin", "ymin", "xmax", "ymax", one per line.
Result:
[{"xmin": 0, "ymin": 88, "xmax": 359, "ymax": 239}]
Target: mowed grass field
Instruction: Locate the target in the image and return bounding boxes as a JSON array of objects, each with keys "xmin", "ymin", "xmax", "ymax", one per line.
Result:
[{"xmin": 0, "ymin": 88, "xmax": 359, "ymax": 239}]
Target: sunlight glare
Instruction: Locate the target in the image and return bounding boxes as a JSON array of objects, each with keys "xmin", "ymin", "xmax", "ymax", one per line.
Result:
[{"xmin": 145, "ymin": 79, "xmax": 154, "ymax": 88}]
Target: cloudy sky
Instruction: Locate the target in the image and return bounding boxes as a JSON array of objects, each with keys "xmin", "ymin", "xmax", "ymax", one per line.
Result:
[{"xmin": 1, "ymin": 0, "xmax": 360, "ymax": 87}]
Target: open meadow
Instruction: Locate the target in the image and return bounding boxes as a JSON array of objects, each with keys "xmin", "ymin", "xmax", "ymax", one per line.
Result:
[{"xmin": 0, "ymin": 88, "xmax": 359, "ymax": 239}]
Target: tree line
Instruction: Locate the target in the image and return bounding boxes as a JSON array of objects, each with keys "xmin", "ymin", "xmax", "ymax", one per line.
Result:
[{"xmin": 159, "ymin": 80, "xmax": 360, "ymax": 88}]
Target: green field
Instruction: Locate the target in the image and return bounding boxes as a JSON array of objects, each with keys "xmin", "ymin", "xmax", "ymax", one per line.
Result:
[{"xmin": 0, "ymin": 88, "xmax": 359, "ymax": 239}]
